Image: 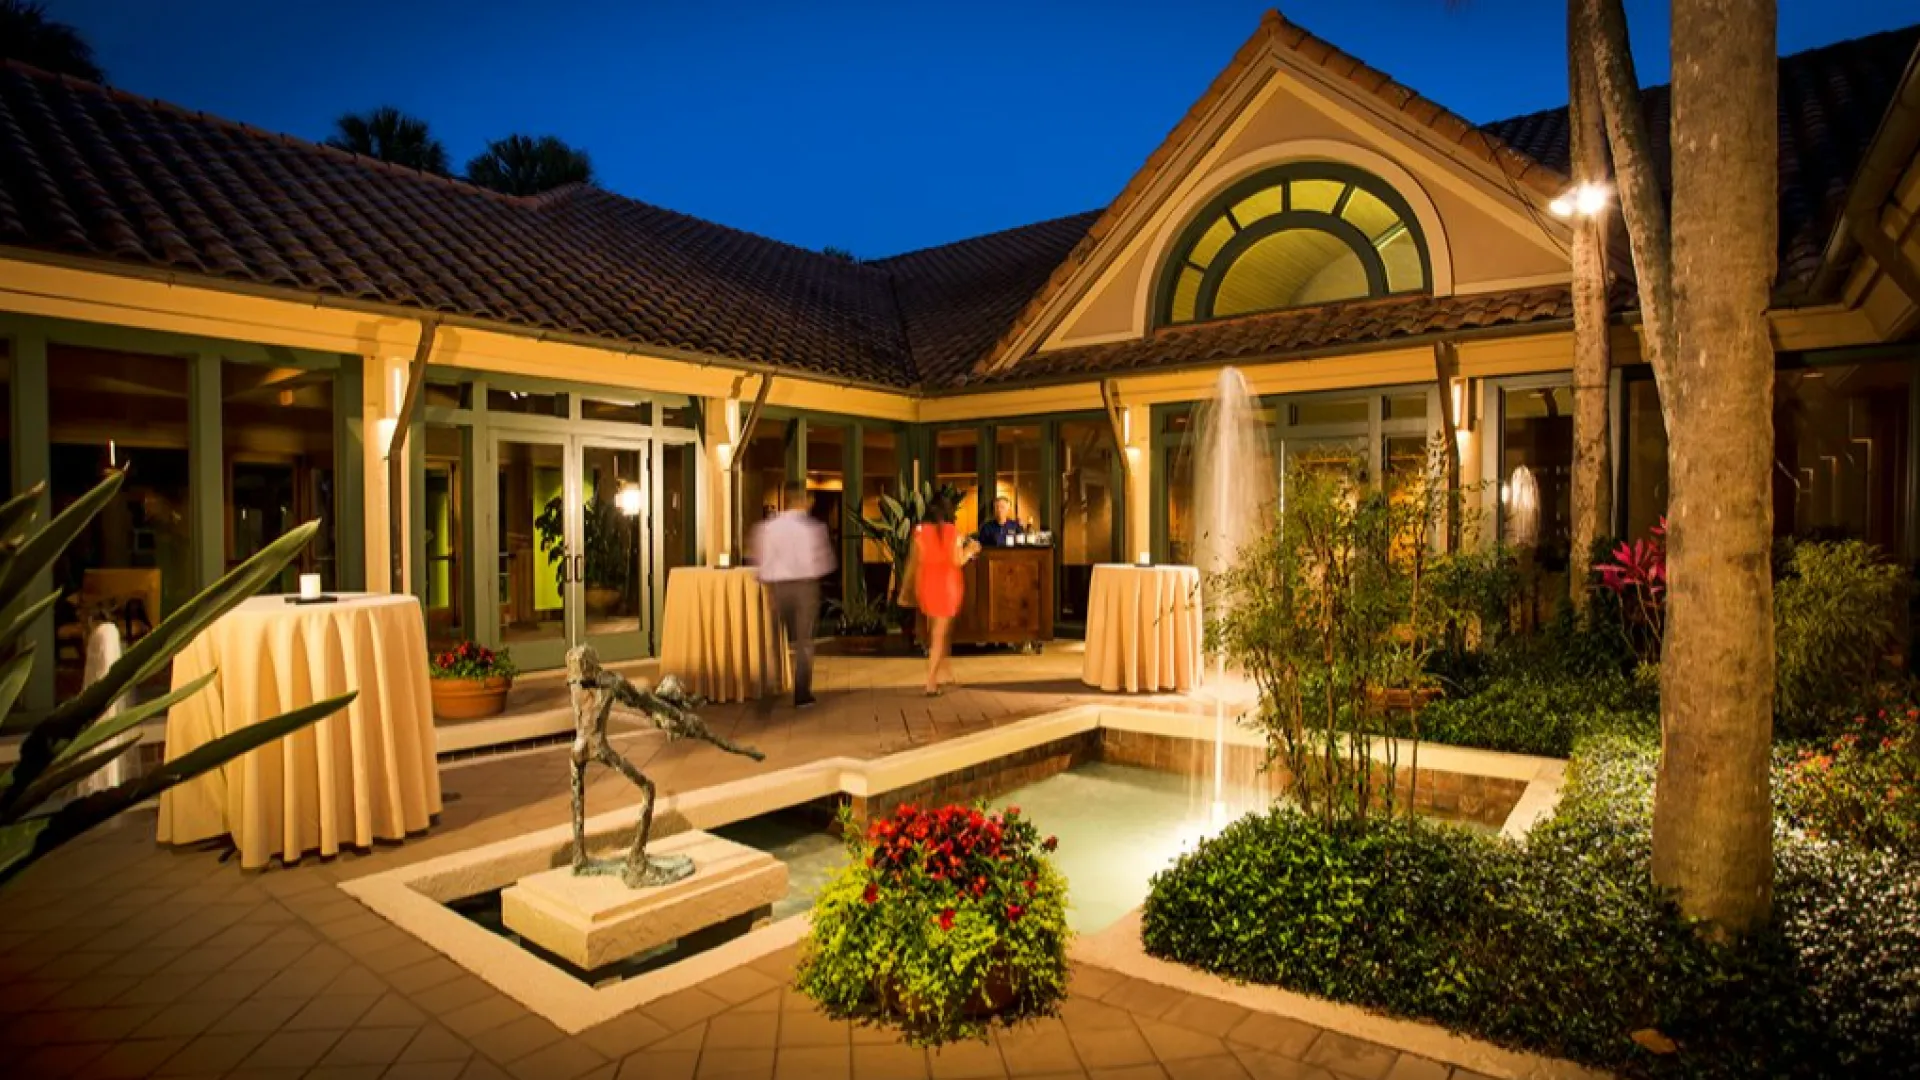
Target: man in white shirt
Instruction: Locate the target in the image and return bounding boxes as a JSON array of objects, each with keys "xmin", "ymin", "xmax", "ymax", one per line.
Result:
[{"xmin": 747, "ymin": 481, "xmax": 836, "ymax": 708}]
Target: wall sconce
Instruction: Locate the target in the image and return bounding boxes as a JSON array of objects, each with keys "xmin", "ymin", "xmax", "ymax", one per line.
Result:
[
  {"xmin": 1121, "ymin": 409, "xmax": 1133, "ymax": 447},
  {"xmin": 716, "ymin": 442, "xmax": 733, "ymax": 469},
  {"xmin": 616, "ymin": 483, "xmax": 645, "ymax": 517},
  {"xmin": 1450, "ymin": 377, "xmax": 1476, "ymax": 433}
]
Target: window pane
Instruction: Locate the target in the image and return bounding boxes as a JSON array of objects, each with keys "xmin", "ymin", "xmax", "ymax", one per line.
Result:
[
  {"xmin": 1291, "ymin": 179, "xmax": 1345, "ymax": 214},
  {"xmin": 488, "ymin": 388, "xmax": 568, "ymax": 416},
  {"xmin": 223, "ymin": 360, "xmax": 336, "ymax": 591},
  {"xmin": 1212, "ymin": 229, "xmax": 1368, "ymax": 316},
  {"xmin": 581, "ymin": 397, "xmax": 650, "ymax": 425},
  {"xmin": 1170, "ymin": 267, "xmax": 1203, "ymax": 323},
  {"xmin": 1384, "ymin": 393, "xmax": 1427, "ymax": 421},
  {"xmin": 1168, "ymin": 442, "xmax": 1194, "ymax": 565},
  {"xmin": 860, "ymin": 429, "xmax": 900, "ymax": 600},
  {"xmin": 1231, "ymin": 186, "xmax": 1283, "ymax": 227},
  {"xmin": 1289, "ymin": 397, "xmax": 1369, "ymax": 427},
  {"xmin": 935, "ymin": 428, "xmax": 981, "ymax": 536},
  {"xmin": 805, "ymin": 424, "xmax": 847, "ymax": 609},
  {"xmin": 1380, "ymin": 229, "xmax": 1425, "ymax": 293},
  {"xmin": 1341, "ymin": 187, "xmax": 1400, "ymax": 240},
  {"xmin": 660, "ymin": 396, "xmax": 700, "ymax": 430},
  {"xmin": 739, "ymin": 420, "xmax": 792, "ymax": 525},
  {"xmin": 424, "ymin": 381, "xmax": 467, "ymax": 410},
  {"xmin": 50, "ymin": 346, "xmax": 192, "ymax": 699},
  {"xmin": 497, "ymin": 439, "xmax": 568, "ymax": 648},
  {"xmin": 424, "ymin": 424, "xmax": 467, "ymax": 649},
  {"xmin": 994, "ymin": 425, "xmax": 1043, "ymax": 528},
  {"xmin": 0, "ymin": 347, "xmax": 12, "ymax": 499},
  {"xmin": 580, "ymin": 445, "xmax": 645, "ymax": 640},
  {"xmin": 1624, "ymin": 378, "xmax": 1669, "ymax": 539},
  {"xmin": 662, "ymin": 442, "xmax": 696, "ymax": 572},
  {"xmin": 1501, "ymin": 386, "xmax": 1573, "ymax": 569},
  {"xmin": 1775, "ymin": 363, "xmax": 1910, "ymax": 553},
  {"xmin": 1161, "ymin": 407, "xmax": 1192, "ymax": 435},
  {"xmin": 1058, "ymin": 420, "xmax": 1119, "ymax": 622},
  {"xmin": 1189, "ymin": 216, "xmax": 1237, "ymax": 267}
]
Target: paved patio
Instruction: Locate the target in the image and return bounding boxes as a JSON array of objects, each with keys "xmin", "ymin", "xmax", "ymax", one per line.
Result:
[{"xmin": 0, "ymin": 649, "xmax": 1490, "ymax": 1080}]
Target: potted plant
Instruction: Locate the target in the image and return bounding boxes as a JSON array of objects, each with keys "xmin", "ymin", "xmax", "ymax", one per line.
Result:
[
  {"xmin": 826, "ymin": 586, "xmax": 890, "ymax": 655},
  {"xmin": 848, "ymin": 481, "xmax": 966, "ymax": 645},
  {"xmin": 797, "ymin": 802, "xmax": 1069, "ymax": 1046},
  {"xmin": 429, "ymin": 641, "xmax": 518, "ymax": 720},
  {"xmin": 535, "ymin": 495, "xmax": 632, "ymax": 616}
]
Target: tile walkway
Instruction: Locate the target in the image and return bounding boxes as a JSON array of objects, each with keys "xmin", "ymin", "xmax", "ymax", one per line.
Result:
[{"xmin": 0, "ymin": 649, "xmax": 1492, "ymax": 1080}]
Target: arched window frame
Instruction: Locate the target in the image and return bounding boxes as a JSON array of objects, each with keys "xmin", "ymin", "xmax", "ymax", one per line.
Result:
[{"xmin": 1153, "ymin": 162, "xmax": 1434, "ymax": 329}]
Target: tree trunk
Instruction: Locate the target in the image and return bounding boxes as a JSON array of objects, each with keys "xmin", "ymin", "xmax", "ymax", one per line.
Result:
[
  {"xmin": 1582, "ymin": 0, "xmax": 1676, "ymax": 409},
  {"xmin": 1651, "ymin": 0, "xmax": 1778, "ymax": 936},
  {"xmin": 1567, "ymin": 0, "xmax": 1613, "ymax": 610}
]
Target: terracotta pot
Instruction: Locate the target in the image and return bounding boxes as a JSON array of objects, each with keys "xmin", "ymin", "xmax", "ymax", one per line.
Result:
[
  {"xmin": 585, "ymin": 586, "xmax": 623, "ymax": 617},
  {"xmin": 879, "ymin": 960, "xmax": 1020, "ymax": 1021},
  {"xmin": 432, "ymin": 675, "xmax": 513, "ymax": 721}
]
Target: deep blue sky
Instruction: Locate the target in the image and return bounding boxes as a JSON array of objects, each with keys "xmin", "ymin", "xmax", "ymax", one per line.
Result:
[{"xmin": 53, "ymin": 0, "xmax": 1916, "ymax": 258}]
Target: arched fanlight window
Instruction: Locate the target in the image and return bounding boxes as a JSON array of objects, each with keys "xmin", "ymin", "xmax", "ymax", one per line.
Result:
[{"xmin": 1158, "ymin": 163, "xmax": 1432, "ymax": 326}]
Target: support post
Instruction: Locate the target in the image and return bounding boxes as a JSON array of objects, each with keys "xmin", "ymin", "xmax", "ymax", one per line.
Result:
[
  {"xmin": 188, "ymin": 351, "xmax": 225, "ymax": 588},
  {"xmin": 728, "ymin": 374, "xmax": 773, "ymax": 558},
  {"xmin": 385, "ymin": 317, "xmax": 440, "ymax": 594},
  {"xmin": 10, "ymin": 332, "xmax": 54, "ymax": 711},
  {"xmin": 1432, "ymin": 343, "xmax": 1463, "ymax": 553}
]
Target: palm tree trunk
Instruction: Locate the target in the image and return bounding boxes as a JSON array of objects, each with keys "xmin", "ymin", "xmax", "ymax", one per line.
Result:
[
  {"xmin": 1567, "ymin": 0, "xmax": 1613, "ymax": 609},
  {"xmin": 1582, "ymin": 0, "xmax": 1676, "ymax": 408},
  {"xmin": 1649, "ymin": 0, "xmax": 1778, "ymax": 936}
]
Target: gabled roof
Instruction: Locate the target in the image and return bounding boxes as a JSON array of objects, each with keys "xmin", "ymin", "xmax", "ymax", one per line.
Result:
[
  {"xmin": 0, "ymin": 17, "xmax": 1916, "ymax": 397},
  {"xmin": 971, "ymin": 9, "xmax": 1569, "ymax": 381},
  {"xmin": 1481, "ymin": 22, "xmax": 1920, "ymax": 296}
]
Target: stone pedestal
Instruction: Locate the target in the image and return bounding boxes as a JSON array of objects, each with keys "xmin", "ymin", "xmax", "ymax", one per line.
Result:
[{"xmin": 501, "ymin": 831, "xmax": 787, "ymax": 970}]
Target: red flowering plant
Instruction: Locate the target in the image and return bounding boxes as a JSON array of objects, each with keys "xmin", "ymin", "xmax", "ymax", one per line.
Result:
[
  {"xmin": 427, "ymin": 641, "xmax": 517, "ymax": 681},
  {"xmin": 796, "ymin": 801, "xmax": 1069, "ymax": 1045},
  {"xmin": 1777, "ymin": 702, "xmax": 1920, "ymax": 855},
  {"xmin": 1593, "ymin": 517, "xmax": 1667, "ymax": 666}
]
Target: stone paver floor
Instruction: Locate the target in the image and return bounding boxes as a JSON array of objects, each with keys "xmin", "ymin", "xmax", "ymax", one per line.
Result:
[{"xmin": 0, "ymin": 649, "xmax": 1478, "ymax": 1080}]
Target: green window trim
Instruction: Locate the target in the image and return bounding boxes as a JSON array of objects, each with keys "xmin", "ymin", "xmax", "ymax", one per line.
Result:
[{"xmin": 1155, "ymin": 162, "xmax": 1432, "ymax": 328}]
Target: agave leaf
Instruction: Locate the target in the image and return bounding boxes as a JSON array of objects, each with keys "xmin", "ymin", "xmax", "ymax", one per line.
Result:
[
  {"xmin": 51, "ymin": 671, "xmax": 215, "ymax": 768},
  {"xmin": 0, "ymin": 483, "xmax": 46, "ymax": 544},
  {"xmin": 3, "ymin": 521, "xmax": 319, "ymax": 811},
  {"xmin": 10, "ymin": 729, "xmax": 144, "ymax": 818},
  {"xmin": 0, "ymin": 591, "xmax": 61, "ymax": 662},
  {"xmin": 0, "ymin": 475, "xmax": 121, "ymax": 605},
  {"xmin": 0, "ymin": 691, "xmax": 354, "ymax": 887},
  {"xmin": 0, "ymin": 646, "xmax": 32, "ymax": 726}
]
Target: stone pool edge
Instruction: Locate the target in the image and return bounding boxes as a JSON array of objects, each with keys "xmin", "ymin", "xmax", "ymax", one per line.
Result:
[{"xmin": 340, "ymin": 703, "xmax": 1569, "ymax": 1035}]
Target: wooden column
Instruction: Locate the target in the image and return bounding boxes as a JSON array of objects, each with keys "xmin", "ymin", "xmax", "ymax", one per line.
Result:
[{"xmin": 188, "ymin": 351, "xmax": 225, "ymax": 589}]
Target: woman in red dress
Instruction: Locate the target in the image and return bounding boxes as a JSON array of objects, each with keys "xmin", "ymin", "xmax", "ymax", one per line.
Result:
[{"xmin": 914, "ymin": 495, "xmax": 977, "ymax": 696}]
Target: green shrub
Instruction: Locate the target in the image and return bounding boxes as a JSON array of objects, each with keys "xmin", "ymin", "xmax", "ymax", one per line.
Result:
[
  {"xmin": 1773, "ymin": 540, "xmax": 1905, "ymax": 738},
  {"xmin": 796, "ymin": 803, "xmax": 1069, "ymax": 1046},
  {"xmin": 1776, "ymin": 704, "xmax": 1920, "ymax": 854},
  {"xmin": 1142, "ymin": 735, "xmax": 1920, "ymax": 1077},
  {"xmin": 1414, "ymin": 669, "xmax": 1657, "ymax": 757}
]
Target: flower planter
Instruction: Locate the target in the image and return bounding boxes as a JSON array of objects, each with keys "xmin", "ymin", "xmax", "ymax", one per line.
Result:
[
  {"xmin": 585, "ymin": 586, "xmax": 623, "ymax": 617},
  {"xmin": 432, "ymin": 675, "xmax": 513, "ymax": 721},
  {"xmin": 836, "ymin": 634, "xmax": 887, "ymax": 656}
]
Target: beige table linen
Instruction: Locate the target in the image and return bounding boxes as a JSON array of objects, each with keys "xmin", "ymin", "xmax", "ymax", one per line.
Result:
[
  {"xmin": 658, "ymin": 567, "xmax": 788, "ymax": 702},
  {"xmin": 157, "ymin": 593, "xmax": 441, "ymax": 869},
  {"xmin": 1082, "ymin": 564, "xmax": 1204, "ymax": 693}
]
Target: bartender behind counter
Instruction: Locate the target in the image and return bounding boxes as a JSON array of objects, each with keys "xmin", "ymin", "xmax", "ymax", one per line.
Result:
[{"xmin": 977, "ymin": 496, "xmax": 1026, "ymax": 547}]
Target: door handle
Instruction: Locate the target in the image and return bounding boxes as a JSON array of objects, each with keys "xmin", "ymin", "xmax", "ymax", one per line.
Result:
[{"xmin": 574, "ymin": 553, "xmax": 586, "ymax": 583}]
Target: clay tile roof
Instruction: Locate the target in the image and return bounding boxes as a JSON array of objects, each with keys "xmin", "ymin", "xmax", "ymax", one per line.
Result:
[
  {"xmin": 869, "ymin": 210, "xmax": 1102, "ymax": 388},
  {"xmin": 1481, "ymin": 22, "xmax": 1920, "ymax": 293},
  {"xmin": 949, "ymin": 286, "xmax": 1579, "ymax": 391},
  {"xmin": 0, "ymin": 62, "xmax": 914, "ymax": 387}
]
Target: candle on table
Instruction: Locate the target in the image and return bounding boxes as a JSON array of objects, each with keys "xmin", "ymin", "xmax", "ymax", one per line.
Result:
[
  {"xmin": 299, "ymin": 573, "xmax": 322, "ymax": 600},
  {"xmin": 718, "ymin": 552, "xmax": 732, "ymax": 568},
  {"xmin": 1136, "ymin": 551, "xmax": 1151, "ymax": 567}
]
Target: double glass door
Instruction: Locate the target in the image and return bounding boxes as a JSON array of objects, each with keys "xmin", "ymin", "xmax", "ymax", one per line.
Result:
[{"xmin": 494, "ymin": 432, "xmax": 654, "ymax": 671}]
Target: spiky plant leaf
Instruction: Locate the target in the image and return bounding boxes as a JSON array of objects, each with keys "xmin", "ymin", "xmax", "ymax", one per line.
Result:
[
  {"xmin": 0, "ymin": 691, "xmax": 355, "ymax": 886},
  {"xmin": 50, "ymin": 672, "xmax": 214, "ymax": 769},
  {"xmin": 8, "ymin": 520, "xmax": 321, "ymax": 805},
  {"xmin": 0, "ymin": 591, "xmax": 61, "ymax": 663},
  {"xmin": 0, "ymin": 647, "xmax": 32, "ymax": 732},
  {"xmin": 14, "ymin": 729, "xmax": 143, "ymax": 814},
  {"xmin": 0, "ymin": 484, "xmax": 45, "ymax": 545}
]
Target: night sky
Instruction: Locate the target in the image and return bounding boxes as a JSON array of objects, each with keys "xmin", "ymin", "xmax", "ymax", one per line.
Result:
[{"xmin": 51, "ymin": 0, "xmax": 1917, "ymax": 257}]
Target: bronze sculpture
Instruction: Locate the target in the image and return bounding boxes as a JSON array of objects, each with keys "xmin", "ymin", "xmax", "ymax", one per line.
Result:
[{"xmin": 567, "ymin": 645, "xmax": 765, "ymax": 888}]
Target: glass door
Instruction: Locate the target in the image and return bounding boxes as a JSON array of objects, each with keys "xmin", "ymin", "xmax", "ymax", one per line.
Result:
[
  {"xmin": 492, "ymin": 431, "xmax": 654, "ymax": 670},
  {"xmin": 495, "ymin": 433, "xmax": 573, "ymax": 671},
  {"xmin": 576, "ymin": 438, "xmax": 653, "ymax": 663}
]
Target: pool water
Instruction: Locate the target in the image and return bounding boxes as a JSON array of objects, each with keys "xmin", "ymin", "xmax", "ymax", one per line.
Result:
[{"xmin": 988, "ymin": 761, "xmax": 1243, "ymax": 934}]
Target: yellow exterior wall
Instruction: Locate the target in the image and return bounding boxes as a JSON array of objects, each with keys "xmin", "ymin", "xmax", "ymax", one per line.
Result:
[{"xmin": 1043, "ymin": 64, "xmax": 1573, "ymax": 352}]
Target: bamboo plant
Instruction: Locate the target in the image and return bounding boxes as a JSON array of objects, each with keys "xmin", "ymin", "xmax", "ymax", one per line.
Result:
[{"xmin": 0, "ymin": 472, "xmax": 354, "ymax": 887}]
